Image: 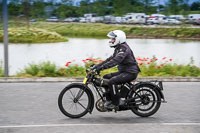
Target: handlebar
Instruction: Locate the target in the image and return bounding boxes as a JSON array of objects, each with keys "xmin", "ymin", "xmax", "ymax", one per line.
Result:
[{"xmin": 86, "ymin": 65, "xmax": 100, "ymax": 76}]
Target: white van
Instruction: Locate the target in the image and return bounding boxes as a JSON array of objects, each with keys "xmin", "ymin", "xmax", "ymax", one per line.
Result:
[
  {"xmin": 124, "ymin": 13, "xmax": 146, "ymax": 24},
  {"xmin": 147, "ymin": 14, "xmax": 168, "ymax": 25},
  {"xmin": 188, "ymin": 14, "xmax": 200, "ymax": 22},
  {"xmin": 169, "ymin": 15, "xmax": 185, "ymax": 20}
]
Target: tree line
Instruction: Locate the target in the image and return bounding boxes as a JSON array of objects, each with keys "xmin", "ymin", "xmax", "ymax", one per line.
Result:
[{"xmin": 0, "ymin": 0, "xmax": 200, "ymax": 19}]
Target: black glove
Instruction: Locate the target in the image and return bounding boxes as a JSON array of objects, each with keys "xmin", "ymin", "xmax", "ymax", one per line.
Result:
[{"xmin": 92, "ymin": 64, "xmax": 102, "ymax": 73}]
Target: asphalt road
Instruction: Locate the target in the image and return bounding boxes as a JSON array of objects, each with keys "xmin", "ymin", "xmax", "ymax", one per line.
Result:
[{"xmin": 0, "ymin": 82, "xmax": 200, "ymax": 133}]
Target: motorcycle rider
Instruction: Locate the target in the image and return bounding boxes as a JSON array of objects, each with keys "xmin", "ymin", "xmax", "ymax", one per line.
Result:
[{"xmin": 93, "ymin": 30, "xmax": 141, "ymax": 109}]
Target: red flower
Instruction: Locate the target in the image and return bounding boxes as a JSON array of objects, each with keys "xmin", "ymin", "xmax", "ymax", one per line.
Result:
[
  {"xmin": 169, "ymin": 59, "xmax": 173, "ymax": 61},
  {"xmin": 152, "ymin": 65, "xmax": 155, "ymax": 68},
  {"xmin": 82, "ymin": 60, "xmax": 86, "ymax": 62},
  {"xmin": 150, "ymin": 59, "xmax": 153, "ymax": 62},
  {"xmin": 160, "ymin": 64, "xmax": 164, "ymax": 67},
  {"xmin": 162, "ymin": 57, "xmax": 167, "ymax": 60},
  {"xmin": 86, "ymin": 59, "xmax": 92, "ymax": 61},
  {"xmin": 155, "ymin": 58, "xmax": 158, "ymax": 61},
  {"xmin": 157, "ymin": 66, "xmax": 160, "ymax": 69},
  {"xmin": 65, "ymin": 61, "xmax": 72, "ymax": 67},
  {"xmin": 143, "ymin": 58, "xmax": 148, "ymax": 61},
  {"xmin": 172, "ymin": 70, "xmax": 175, "ymax": 73},
  {"xmin": 139, "ymin": 63, "xmax": 143, "ymax": 66},
  {"xmin": 147, "ymin": 62, "xmax": 150, "ymax": 64}
]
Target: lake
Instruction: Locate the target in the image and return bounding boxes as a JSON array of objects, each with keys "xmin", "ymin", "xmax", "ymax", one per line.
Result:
[{"xmin": 0, "ymin": 38, "xmax": 200, "ymax": 75}]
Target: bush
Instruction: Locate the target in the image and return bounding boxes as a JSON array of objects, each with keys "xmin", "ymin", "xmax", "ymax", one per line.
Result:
[
  {"xmin": 137, "ymin": 56, "xmax": 200, "ymax": 77},
  {"xmin": 15, "ymin": 57, "xmax": 200, "ymax": 77},
  {"xmin": 17, "ymin": 61, "xmax": 58, "ymax": 77}
]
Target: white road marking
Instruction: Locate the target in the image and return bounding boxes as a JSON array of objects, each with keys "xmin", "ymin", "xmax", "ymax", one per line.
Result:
[{"xmin": 0, "ymin": 123, "xmax": 200, "ymax": 128}]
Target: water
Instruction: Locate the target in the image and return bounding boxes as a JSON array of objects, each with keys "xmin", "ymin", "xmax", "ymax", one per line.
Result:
[{"xmin": 0, "ymin": 38, "xmax": 200, "ymax": 75}]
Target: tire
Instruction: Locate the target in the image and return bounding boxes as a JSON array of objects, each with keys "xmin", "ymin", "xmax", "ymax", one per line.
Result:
[
  {"xmin": 130, "ymin": 84, "xmax": 161, "ymax": 117},
  {"xmin": 58, "ymin": 84, "xmax": 94, "ymax": 118}
]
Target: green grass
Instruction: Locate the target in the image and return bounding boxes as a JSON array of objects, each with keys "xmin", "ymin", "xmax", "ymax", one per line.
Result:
[
  {"xmin": 130, "ymin": 27, "xmax": 200, "ymax": 38},
  {"xmin": 31, "ymin": 22, "xmax": 200, "ymax": 39},
  {"xmin": 0, "ymin": 27, "xmax": 68, "ymax": 43},
  {"xmin": 1, "ymin": 21, "xmax": 199, "ymax": 42},
  {"xmin": 30, "ymin": 22, "xmax": 132, "ymax": 38}
]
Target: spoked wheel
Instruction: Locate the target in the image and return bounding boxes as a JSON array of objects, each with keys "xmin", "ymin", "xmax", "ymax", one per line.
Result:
[
  {"xmin": 58, "ymin": 84, "xmax": 93, "ymax": 118},
  {"xmin": 130, "ymin": 84, "xmax": 161, "ymax": 117}
]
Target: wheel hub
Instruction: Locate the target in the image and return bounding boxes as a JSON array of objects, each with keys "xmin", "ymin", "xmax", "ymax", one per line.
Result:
[
  {"xmin": 141, "ymin": 95, "xmax": 150, "ymax": 105},
  {"xmin": 73, "ymin": 98, "xmax": 78, "ymax": 103}
]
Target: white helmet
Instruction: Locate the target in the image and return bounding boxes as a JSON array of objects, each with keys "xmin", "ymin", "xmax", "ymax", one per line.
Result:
[{"xmin": 107, "ymin": 30, "xmax": 126, "ymax": 47}]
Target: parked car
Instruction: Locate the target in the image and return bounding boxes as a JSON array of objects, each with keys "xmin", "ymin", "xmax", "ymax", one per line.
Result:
[
  {"xmin": 169, "ymin": 15, "xmax": 186, "ymax": 20},
  {"xmin": 147, "ymin": 16, "xmax": 167, "ymax": 25},
  {"xmin": 84, "ymin": 13, "xmax": 97, "ymax": 23},
  {"xmin": 63, "ymin": 17, "xmax": 74, "ymax": 22},
  {"xmin": 103, "ymin": 15, "xmax": 116, "ymax": 24},
  {"xmin": 63, "ymin": 17, "xmax": 80, "ymax": 22},
  {"xmin": 194, "ymin": 18, "xmax": 200, "ymax": 25},
  {"xmin": 147, "ymin": 16, "xmax": 158, "ymax": 24},
  {"xmin": 90, "ymin": 17, "xmax": 104, "ymax": 23},
  {"xmin": 46, "ymin": 16, "xmax": 59, "ymax": 22},
  {"xmin": 79, "ymin": 17, "xmax": 87, "ymax": 23},
  {"xmin": 29, "ymin": 19, "xmax": 36, "ymax": 22},
  {"xmin": 167, "ymin": 19, "xmax": 182, "ymax": 25}
]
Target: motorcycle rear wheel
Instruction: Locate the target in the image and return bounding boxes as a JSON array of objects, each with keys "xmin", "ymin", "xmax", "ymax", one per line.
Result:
[{"xmin": 130, "ymin": 84, "xmax": 161, "ymax": 117}]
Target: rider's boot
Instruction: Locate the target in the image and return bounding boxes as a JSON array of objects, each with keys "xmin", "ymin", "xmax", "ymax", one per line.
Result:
[
  {"xmin": 104, "ymin": 84, "xmax": 121, "ymax": 110},
  {"xmin": 119, "ymin": 98, "xmax": 125, "ymax": 106}
]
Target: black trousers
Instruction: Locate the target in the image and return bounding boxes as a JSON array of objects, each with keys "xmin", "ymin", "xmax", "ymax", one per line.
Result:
[{"xmin": 103, "ymin": 72, "xmax": 138, "ymax": 105}]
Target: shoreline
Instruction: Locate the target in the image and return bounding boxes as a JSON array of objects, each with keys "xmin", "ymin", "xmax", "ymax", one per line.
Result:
[{"xmin": 126, "ymin": 35, "xmax": 200, "ymax": 41}]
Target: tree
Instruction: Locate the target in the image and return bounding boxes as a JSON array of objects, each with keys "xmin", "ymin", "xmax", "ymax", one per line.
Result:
[
  {"xmin": 167, "ymin": 0, "xmax": 180, "ymax": 15},
  {"xmin": 141, "ymin": 0, "xmax": 157, "ymax": 15},
  {"xmin": 164, "ymin": 0, "xmax": 190, "ymax": 15},
  {"xmin": 191, "ymin": 2, "xmax": 200, "ymax": 11},
  {"xmin": 32, "ymin": 0, "xmax": 46, "ymax": 18}
]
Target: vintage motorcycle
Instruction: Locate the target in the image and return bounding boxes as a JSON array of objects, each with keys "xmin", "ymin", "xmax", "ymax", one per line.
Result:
[{"xmin": 58, "ymin": 67, "xmax": 166, "ymax": 118}]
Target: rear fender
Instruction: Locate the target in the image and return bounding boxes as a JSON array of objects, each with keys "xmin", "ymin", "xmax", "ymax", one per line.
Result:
[{"xmin": 130, "ymin": 82, "xmax": 165, "ymax": 100}]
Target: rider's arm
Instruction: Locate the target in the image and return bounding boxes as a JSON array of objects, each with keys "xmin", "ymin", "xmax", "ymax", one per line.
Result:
[
  {"xmin": 95, "ymin": 55, "xmax": 113, "ymax": 68},
  {"xmin": 100, "ymin": 47, "xmax": 128, "ymax": 70}
]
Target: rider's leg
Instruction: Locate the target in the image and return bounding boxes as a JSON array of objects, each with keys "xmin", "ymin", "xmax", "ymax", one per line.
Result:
[
  {"xmin": 102, "ymin": 72, "xmax": 121, "ymax": 102},
  {"xmin": 103, "ymin": 72, "xmax": 121, "ymax": 79},
  {"xmin": 107, "ymin": 72, "xmax": 138, "ymax": 108}
]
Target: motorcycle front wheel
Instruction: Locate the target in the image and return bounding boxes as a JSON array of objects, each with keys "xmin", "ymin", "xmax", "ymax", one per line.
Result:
[{"xmin": 58, "ymin": 84, "xmax": 93, "ymax": 118}]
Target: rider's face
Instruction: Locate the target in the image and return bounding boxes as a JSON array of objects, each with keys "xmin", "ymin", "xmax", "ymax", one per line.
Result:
[{"xmin": 109, "ymin": 38, "xmax": 115, "ymax": 44}]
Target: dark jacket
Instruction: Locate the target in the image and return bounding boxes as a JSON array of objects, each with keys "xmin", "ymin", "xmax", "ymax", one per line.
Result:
[{"xmin": 98, "ymin": 42, "xmax": 141, "ymax": 73}]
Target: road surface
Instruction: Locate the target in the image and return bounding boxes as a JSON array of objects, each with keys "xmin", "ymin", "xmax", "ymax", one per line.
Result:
[{"xmin": 0, "ymin": 82, "xmax": 200, "ymax": 133}]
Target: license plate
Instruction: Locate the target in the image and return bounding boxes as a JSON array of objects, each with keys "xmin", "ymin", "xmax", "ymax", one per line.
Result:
[{"xmin": 83, "ymin": 78, "xmax": 88, "ymax": 84}]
